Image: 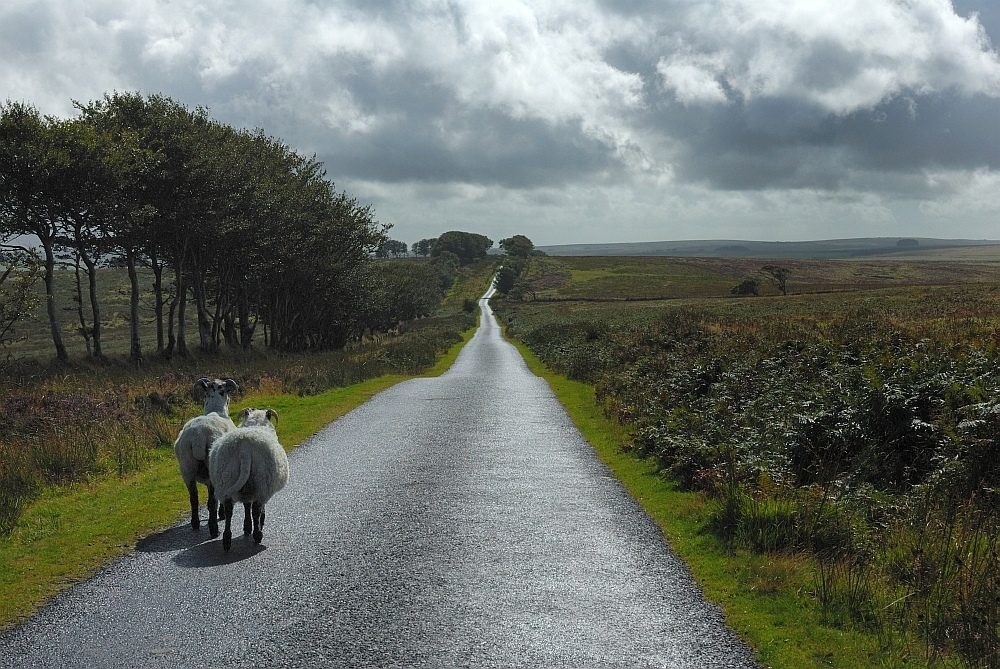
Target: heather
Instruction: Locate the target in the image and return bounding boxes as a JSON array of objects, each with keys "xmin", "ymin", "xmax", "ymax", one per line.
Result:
[{"xmin": 496, "ymin": 282, "xmax": 1000, "ymax": 667}]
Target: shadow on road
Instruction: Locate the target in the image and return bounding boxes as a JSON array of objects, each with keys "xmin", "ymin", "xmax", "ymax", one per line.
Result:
[
  {"xmin": 171, "ymin": 536, "xmax": 267, "ymax": 569},
  {"xmin": 135, "ymin": 524, "xmax": 210, "ymax": 553}
]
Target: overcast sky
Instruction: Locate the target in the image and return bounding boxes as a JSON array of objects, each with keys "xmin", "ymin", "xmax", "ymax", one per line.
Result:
[{"xmin": 3, "ymin": 0, "xmax": 1000, "ymax": 246}]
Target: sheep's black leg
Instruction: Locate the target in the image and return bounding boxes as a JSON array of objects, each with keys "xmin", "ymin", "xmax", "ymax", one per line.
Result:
[
  {"xmin": 186, "ymin": 480, "xmax": 200, "ymax": 530},
  {"xmin": 221, "ymin": 499, "xmax": 234, "ymax": 551},
  {"xmin": 243, "ymin": 502, "xmax": 252, "ymax": 536},
  {"xmin": 251, "ymin": 502, "xmax": 264, "ymax": 543},
  {"xmin": 207, "ymin": 483, "xmax": 219, "ymax": 538}
]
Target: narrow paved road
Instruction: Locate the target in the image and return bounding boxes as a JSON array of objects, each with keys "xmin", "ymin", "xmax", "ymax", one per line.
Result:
[{"xmin": 1, "ymin": 294, "xmax": 760, "ymax": 668}]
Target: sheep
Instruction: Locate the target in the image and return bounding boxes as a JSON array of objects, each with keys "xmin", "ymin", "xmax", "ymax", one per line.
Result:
[
  {"xmin": 209, "ymin": 408, "xmax": 289, "ymax": 551},
  {"xmin": 173, "ymin": 377, "xmax": 239, "ymax": 537}
]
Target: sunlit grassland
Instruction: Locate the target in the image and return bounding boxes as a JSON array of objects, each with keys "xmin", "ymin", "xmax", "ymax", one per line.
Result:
[
  {"xmin": 522, "ymin": 254, "xmax": 1000, "ymax": 301},
  {"xmin": 6, "ymin": 267, "xmax": 161, "ymax": 361}
]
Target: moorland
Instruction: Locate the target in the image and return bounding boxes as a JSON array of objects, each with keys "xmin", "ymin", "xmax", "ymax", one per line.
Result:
[
  {"xmin": 494, "ymin": 244, "xmax": 1000, "ymax": 668},
  {"xmin": 5, "ymin": 237, "xmax": 1000, "ymax": 669}
]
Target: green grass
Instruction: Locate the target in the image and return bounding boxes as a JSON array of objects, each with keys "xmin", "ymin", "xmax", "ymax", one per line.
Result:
[
  {"xmin": 0, "ymin": 323, "xmax": 476, "ymax": 629},
  {"xmin": 7, "ymin": 267, "xmax": 161, "ymax": 360},
  {"xmin": 520, "ymin": 254, "xmax": 1000, "ymax": 302},
  {"xmin": 505, "ymin": 335, "xmax": 882, "ymax": 669}
]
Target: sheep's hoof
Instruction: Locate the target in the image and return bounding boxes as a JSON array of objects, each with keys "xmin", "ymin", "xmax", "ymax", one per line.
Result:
[
  {"xmin": 253, "ymin": 530, "xmax": 263, "ymax": 544},
  {"xmin": 243, "ymin": 520, "xmax": 252, "ymax": 535},
  {"xmin": 191, "ymin": 517, "xmax": 200, "ymax": 531},
  {"xmin": 209, "ymin": 520, "xmax": 219, "ymax": 538},
  {"xmin": 222, "ymin": 530, "xmax": 232, "ymax": 551}
]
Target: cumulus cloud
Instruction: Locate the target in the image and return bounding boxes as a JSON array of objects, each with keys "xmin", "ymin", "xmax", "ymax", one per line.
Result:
[
  {"xmin": 656, "ymin": 0, "xmax": 1000, "ymax": 113},
  {"xmin": 2, "ymin": 0, "xmax": 1000, "ymax": 243}
]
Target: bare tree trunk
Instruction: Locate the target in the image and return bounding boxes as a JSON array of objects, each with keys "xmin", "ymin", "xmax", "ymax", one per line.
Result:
[
  {"xmin": 165, "ymin": 291, "xmax": 176, "ymax": 360},
  {"xmin": 41, "ymin": 240, "xmax": 68, "ymax": 361},
  {"xmin": 126, "ymin": 248, "xmax": 142, "ymax": 364},
  {"xmin": 175, "ymin": 241, "xmax": 190, "ymax": 357},
  {"xmin": 73, "ymin": 252, "xmax": 92, "ymax": 357},
  {"xmin": 189, "ymin": 253, "xmax": 214, "ymax": 351},
  {"xmin": 150, "ymin": 250, "xmax": 165, "ymax": 353},
  {"xmin": 238, "ymin": 296, "xmax": 256, "ymax": 349},
  {"xmin": 84, "ymin": 252, "xmax": 102, "ymax": 358},
  {"xmin": 177, "ymin": 276, "xmax": 189, "ymax": 357}
]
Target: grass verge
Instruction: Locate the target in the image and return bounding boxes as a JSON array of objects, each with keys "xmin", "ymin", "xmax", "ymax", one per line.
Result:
[
  {"xmin": 505, "ymin": 336, "xmax": 884, "ymax": 669},
  {"xmin": 0, "ymin": 324, "xmax": 476, "ymax": 630}
]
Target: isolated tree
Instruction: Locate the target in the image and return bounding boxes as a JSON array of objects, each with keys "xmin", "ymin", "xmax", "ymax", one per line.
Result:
[
  {"xmin": 428, "ymin": 251, "xmax": 459, "ymax": 290},
  {"xmin": 431, "ymin": 230, "xmax": 493, "ymax": 265},
  {"xmin": 760, "ymin": 265, "xmax": 790, "ymax": 296},
  {"xmin": 143, "ymin": 99, "xmax": 222, "ymax": 357},
  {"xmin": 46, "ymin": 116, "xmax": 116, "ymax": 358},
  {"xmin": 731, "ymin": 279, "xmax": 759, "ymax": 296},
  {"xmin": 78, "ymin": 93, "xmax": 164, "ymax": 364},
  {"xmin": 493, "ymin": 264, "xmax": 518, "ymax": 295},
  {"xmin": 499, "ymin": 234, "xmax": 534, "ymax": 258}
]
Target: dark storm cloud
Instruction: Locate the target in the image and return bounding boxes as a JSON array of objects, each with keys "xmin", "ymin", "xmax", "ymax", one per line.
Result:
[
  {"xmin": 652, "ymin": 90, "xmax": 1000, "ymax": 193},
  {"xmin": 329, "ymin": 111, "xmax": 618, "ymax": 188},
  {"xmin": 635, "ymin": 0, "xmax": 1000, "ymax": 194},
  {"xmin": 293, "ymin": 62, "xmax": 622, "ymax": 188}
]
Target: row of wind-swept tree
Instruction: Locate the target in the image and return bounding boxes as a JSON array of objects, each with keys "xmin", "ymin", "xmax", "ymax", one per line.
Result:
[{"xmin": 0, "ymin": 93, "xmax": 389, "ymax": 362}]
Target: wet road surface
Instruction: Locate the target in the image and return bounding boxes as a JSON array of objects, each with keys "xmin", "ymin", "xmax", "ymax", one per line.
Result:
[{"xmin": 0, "ymin": 293, "xmax": 760, "ymax": 668}]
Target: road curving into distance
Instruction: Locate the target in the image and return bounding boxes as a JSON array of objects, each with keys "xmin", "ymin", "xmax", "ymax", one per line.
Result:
[{"xmin": 0, "ymin": 290, "xmax": 760, "ymax": 668}]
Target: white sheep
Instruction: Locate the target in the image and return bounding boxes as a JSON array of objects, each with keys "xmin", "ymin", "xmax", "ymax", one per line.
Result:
[
  {"xmin": 173, "ymin": 377, "xmax": 238, "ymax": 537},
  {"xmin": 209, "ymin": 408, "xmax": 289, "ymax": 551}
]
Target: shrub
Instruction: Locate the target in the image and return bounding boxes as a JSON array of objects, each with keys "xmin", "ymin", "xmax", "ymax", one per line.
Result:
[{"xmin": 731, "ymin": 279, "xmax": 759, "ymax": 296}]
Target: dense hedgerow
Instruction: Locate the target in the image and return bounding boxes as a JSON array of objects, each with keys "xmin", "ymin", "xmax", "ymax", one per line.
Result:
[{"xmin": 495, "ymin": 286, "xmax": 1000, "ymax": 667}]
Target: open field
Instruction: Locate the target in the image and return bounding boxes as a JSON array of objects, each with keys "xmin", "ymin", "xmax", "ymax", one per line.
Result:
[
  {"xmin": 494, "ymin": 254, "xmax": 1000, "ymax": 669},
  {"xmin": 521, "ymin": 253, "xmax": 1000, "ymax": 301},
  {"xmin": 537, "ymin": 237, "xmax": 1000, "ymax": 260},
  {"xmin": 5, "ymin": 267, "xmax": 160, "ymax": 361}
]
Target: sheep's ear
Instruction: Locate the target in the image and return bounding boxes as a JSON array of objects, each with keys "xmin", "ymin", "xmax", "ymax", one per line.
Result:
[
  {"xmin": 223, "ymin": 378, "xmax": 238, "ymax": 394},
  {"xmin": 265, "ymin": 409, "xmax": 278, "ymax": 424},
  {"xmin": 239, "ymin": 407, "xmax": 251, "ymax": 419},
  {"xmin": 194, "ymin": 377, "xmax": 210, "ymax": 391}
]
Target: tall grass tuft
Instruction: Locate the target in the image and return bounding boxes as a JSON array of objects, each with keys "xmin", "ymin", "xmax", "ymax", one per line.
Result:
[{"xmin": 0, "ymin": 447, "xmax": 38, "ymax": 535}]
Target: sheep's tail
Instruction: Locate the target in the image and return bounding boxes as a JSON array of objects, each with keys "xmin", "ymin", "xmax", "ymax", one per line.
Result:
[{"xmin": 217, "ymin": 447, "xmax": 253, "ymax": 502}]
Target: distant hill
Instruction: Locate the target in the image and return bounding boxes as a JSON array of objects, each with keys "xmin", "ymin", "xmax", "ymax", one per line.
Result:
[{"xmin": 537, "ymin": 238, "xmax": 1000, "ymax": 260}]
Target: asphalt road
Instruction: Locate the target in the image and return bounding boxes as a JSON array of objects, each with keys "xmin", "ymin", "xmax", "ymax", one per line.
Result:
[{"xmin": 1, "ymin": 293, "xmax": 760, "ymax": 668}]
